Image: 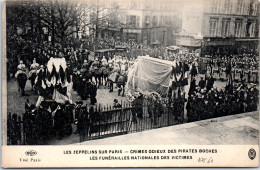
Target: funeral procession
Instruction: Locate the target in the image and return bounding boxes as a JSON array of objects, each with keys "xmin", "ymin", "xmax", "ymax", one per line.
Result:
[{"xmin": 4, "ymin": 0, "xmax": 259, "ymax": 145}]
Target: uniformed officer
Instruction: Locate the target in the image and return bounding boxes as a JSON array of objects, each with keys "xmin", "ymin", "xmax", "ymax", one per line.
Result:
[{"xmin": 101, "ymin": 56, "xmax": 108, "ymax": 66}]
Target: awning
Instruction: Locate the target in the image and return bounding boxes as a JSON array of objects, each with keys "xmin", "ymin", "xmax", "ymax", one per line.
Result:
[
  {"xmin": 235, "ymin": 39, "xmax": 259, "ymax": 41},
  {"xmin": 95, "ymin": 49, "xmax": 115, "ymax": 53},
  {"xmin": 150, "ymin": 41, "xmax": 161, "ymax": 45},
  {"xmin": 166, "ymin": 46, "xmax": 181, "ymax": 51},
  {"xmin": 115, "ymin": 45, "xmax": 127, "ymax": 49},
  {"xmin": 181, "ymin": 45, "xmax": 201, "ymax": 48}
]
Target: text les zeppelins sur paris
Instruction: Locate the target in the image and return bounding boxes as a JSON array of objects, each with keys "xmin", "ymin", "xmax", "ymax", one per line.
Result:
[{"xmin": 63, "ymin": 149, "xmax": 217, "ymax": 161}]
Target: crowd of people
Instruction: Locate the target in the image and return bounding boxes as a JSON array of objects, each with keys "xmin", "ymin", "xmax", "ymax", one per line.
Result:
[
  {"xmin": 186, "ymin": 78, "xmax": 259, "ymax": 122},
  {"xmin": 7, "ymin": 37, "xmax": 260, "ymax": 145},
  {"xmin": 19, "ymin": 98, "xmax": 100, "ymax": 143},
  {"xmin": 208, "ymin": 54, "xmax": 259, "ymax": 83}
]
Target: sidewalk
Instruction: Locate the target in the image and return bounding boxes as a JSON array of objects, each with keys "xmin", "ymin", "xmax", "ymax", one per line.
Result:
[{"xmin": 78, "ymin": 111, "xmax": 259, "ymax": 145}]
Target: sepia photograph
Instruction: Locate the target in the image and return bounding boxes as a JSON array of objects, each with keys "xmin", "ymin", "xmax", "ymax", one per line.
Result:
[{"xmin": 1, "ymin": 0, "xmax": 259, "ymax": 168}]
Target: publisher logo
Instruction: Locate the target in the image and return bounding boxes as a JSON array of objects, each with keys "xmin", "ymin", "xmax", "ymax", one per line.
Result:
[
  {"xmin": 25, "ymin": 150, "xmax": 37, "ymax": 156},
  {"xmin": 248, "ymin": 148, "xmax": 256, "ymax": 160}
]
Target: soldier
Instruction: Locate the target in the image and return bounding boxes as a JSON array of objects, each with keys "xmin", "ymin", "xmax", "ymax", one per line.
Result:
[
  {"xmin": 16, "ymin": 60, "xmax": 26, "ymax": 74},
  {"xmin": 117, "ymin": 71, "xmax": 127, "ymax": 97},
  {"xmin": 108, "ymin": 57, "xmax": 113, "ymax": 67},
  {"xmin": 30, "ymin": 58, "xmax": 40, "ymax": 71},
  {"xmin": 101, "ymin": 56, "xmax": 108, "ymax": 66},
  {"xmin": 81, "ymin": 60, "xmax": 89, "ymax": 71}
]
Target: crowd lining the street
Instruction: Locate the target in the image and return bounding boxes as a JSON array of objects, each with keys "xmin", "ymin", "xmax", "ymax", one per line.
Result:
[{"xmin": 7, "ymin": 39, "xmax": 259, "ymax": 143}]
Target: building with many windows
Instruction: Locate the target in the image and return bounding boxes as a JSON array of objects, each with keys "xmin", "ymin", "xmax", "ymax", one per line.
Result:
[
  {"xmin": 95, "ymin": 0, "xmax": 183, "ymax": 46},
  {"xmin": 122, "ymin": 0, "xmax": 183, "ymax": 46},
  {"xmin": 177, "ymin": 0, "xmax": 259, "ymax": 55}
]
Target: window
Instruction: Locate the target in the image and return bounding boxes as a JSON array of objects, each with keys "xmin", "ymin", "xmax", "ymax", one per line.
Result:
[
  {"xmin": 252, "ymin": 2, "xmax": 258, "ymax": 16},
  {"xmin": 209, "ymin": 18, "xmax": 218, "ymax": 36},
  {"xmin": 144, "ymin": 16, "xmax": 150, "ymax": 27},
  {"xmin": 246, "ymin": 21, "xmax": 256, "ymax": 37},
  {"xmin": 221, "ymin": 19, "xmax": 230, "ymax": 37},
  {"xmin": 136, "ymin": 16, "xmax": 140, "ymax": 28},
  {"xmin": 126, "ymin": 15, "xmax": 130, "ymax": 25},
  {"xmin": 152, "ymin": 16, "xmax": 158, "ymax": 27},
  {"xmin": 130, "ymin": 15, "xmax": 137, "ymax": 27},
  {"xmin": 249, "ymin": 22, "xmax": 256, "ymax": 37},
  {"xmin": 211, "ymin": 0, "xmax": 219, "ymax": 13},
  {"xmin": 237, "ymin": 0, "xmax": 244, "ymax": 14},
  {"xmin": 224, "ymin": 0, "xmax": 231, "ymax": 13},
  {"xmin": 235, "ymin": 20, "xmax": 242, "ymax": 37}
]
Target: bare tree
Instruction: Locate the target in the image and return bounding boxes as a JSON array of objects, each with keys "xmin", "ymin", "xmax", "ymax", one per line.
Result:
[{"xmin": 84, "ymin": 0, "xmax": 127, "ymax": 50}]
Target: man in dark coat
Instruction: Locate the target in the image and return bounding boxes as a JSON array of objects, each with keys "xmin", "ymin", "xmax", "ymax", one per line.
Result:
[
  {"xmin": 188, "ymin": 77, "xmax": 196, "ymax": 96},
  {"xmin": 198, "ymin": 77, "xmax": 206, "ymax": 89},
  {"xmin": 90, "ymin": 81, "xmax": 97, "ymax": 105},
  {"xmin": 206, "ymin": 75, "xmax": 215, "ymax": 91},
  {"xmin": 186, "ymin": 94, "xmax": 195, "ymax": 122}
]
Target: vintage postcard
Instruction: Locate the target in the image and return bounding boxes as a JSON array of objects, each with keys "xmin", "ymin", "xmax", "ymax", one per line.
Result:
[{"xmin": 1, "ymin": 0, "xmax": 259, "ymax": 168}]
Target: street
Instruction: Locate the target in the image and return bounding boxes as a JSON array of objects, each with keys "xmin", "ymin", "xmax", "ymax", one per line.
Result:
[{"xmin": 6, "ymin": 74, "xmax": 230, "ymax": 145}]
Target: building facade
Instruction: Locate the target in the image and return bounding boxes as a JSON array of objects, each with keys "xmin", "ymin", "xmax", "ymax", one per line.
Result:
[
  {"xmin": 177, "ymin": 0, "xmax": 259, "ymax": 55},
  {"xmin": 93, "ymin": 0, "xmax": 183, "ymax": 46}
]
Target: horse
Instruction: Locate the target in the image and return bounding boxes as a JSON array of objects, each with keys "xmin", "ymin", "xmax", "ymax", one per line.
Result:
[
  {"xmin": 16, "ymin": 72, "xmax": 27, "ymax": 96},
  {"xmin": 93, "ymin": 69, "xmax": 102, "ymax": 88},
  {"xmin": 89, "ymin": 61, "xmax": 102, "ymax": 87},
  {"xmin": 116, "ymin": 73, "xmax": 127, "ymax": 96},
  {"xmin": 99, "ymin": 66, "xmax": 110, "ymax": 86}
]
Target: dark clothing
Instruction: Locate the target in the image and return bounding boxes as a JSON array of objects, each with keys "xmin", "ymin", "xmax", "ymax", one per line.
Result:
[
  {"xmin": 198, "ymin": 79, "xmax": 206, "ymax": 89},
  {"xmin": 189, "ymin": 79, "xmax": 196, "ymax": 96},
  {"xmin": 206, "ymin": 77, "xmax": 214, "ymax": 91},
  {"xmin": 90, "ymin": 83, "xmax": 97, "ymax": 105}
]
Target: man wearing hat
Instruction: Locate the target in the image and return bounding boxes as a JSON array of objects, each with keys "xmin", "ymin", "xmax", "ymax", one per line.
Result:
[
  {"xmin": 81, "ymin": 60, "xmax": 89, "ymax": 72},
  {"xmin": 92, "ymin": 58, "xmax": 100, "ymax": 70},
  {"xmin": 101, "ymin": 56, "xmax": 108, "ymax": 66},
  {"xmin": 17, "ymin": 60, "xmax": 26, "ymax": 71},
  {"xmin": 15, "ymin": 60, "xmax": 27, "ymax": 79}
]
